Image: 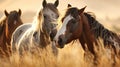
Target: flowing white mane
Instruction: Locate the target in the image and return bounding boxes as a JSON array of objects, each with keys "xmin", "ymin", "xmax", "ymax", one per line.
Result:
[{"xmin": 32, "ymin": 9, "xmax": 44, "ymax": 32}]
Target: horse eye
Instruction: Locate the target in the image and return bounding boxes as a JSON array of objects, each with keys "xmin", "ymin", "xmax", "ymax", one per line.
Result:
[
  {"xmin": 44, "ymin": 15, "xmax": 46, "ymax": 18},
  {"xmin": 44, "ymin": 15, "xmax": 47, "ymax": 18}
]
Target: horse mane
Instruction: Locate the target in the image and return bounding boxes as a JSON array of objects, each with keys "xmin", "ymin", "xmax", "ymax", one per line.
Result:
[
  {"xmin": 84, "ymin": 12, "xmax": 120, "ymax": 45},
  {"xmin": 0, "ymin": 16, "xmax": 6, "ymax": 26},
  {"xmin": 0, "ymin": 16, "xmax": 6, "ymax": 36},
  {"xmin": 32, "ymin": 9, "xmax": 44, "ymax": 32},
  {"xmin": 86, "ymin": 12, "xmax": 96, "ymax": 19}
]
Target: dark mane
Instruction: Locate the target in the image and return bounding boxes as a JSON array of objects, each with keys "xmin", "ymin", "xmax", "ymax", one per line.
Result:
[
  {"xmin": 0, "ymin": 17, "xmax": 6, "ymax": 36},
  {"xmin": 84, "ymin": 12, "xmax": 120, "ymax": 46}
]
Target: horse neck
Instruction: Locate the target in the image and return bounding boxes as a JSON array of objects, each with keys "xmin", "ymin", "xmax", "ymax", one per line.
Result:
[
  {"xmin": 80, "ymin": 13, "xmax": 97, "ymax": 45},
  {"xmin": 40, "ymin": 29, "xmax": 50, "ymax": 47},
  {"xmin": 0, "ymin": 25, "xmax": 6, "ymax": 45}
]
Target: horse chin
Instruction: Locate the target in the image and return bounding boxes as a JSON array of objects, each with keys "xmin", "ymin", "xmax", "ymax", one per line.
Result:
[
  {"xmin": 55, "ymin": 42, "xmax": 65, "ymax": 48},
  {"xmin": 56, "ymin": 44, "xmax": 64, "ymax": 48}
]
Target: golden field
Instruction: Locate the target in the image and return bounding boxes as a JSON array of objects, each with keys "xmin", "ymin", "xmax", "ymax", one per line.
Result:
[
  {"xmin": 0, "ymin": 40, "xmax": 120, "ymax": 67},
  {"xmin": 0, "ymin": 0, "xmax": 120, "ymax": 67}
]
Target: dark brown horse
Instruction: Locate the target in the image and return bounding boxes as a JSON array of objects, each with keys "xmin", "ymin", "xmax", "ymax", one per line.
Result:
[
  {"xmin": 0, "ymin": 9, "xmax": 23, "ymax": 57},
  {"xmin": 53, "ymin": 4, "xmax": 98, "ymax": 59}
]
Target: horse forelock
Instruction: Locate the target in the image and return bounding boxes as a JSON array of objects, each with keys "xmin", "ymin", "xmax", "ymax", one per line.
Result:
[
  {"xmin": 65, "ymin": 7, "xmax": 79, "ymax": 18},
  {"xmin": 44, "ymin": 3, "xmax": 59, "ymax": 14}
]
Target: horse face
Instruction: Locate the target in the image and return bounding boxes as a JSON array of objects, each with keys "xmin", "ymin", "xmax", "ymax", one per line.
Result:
[
  {"xmin": 54, "ymin": 7, "xmax": 85, "ymax": 48},
  {"xmin": 4, "ymin": 9, "xmax": 23, "ymax": 38},
  {"xmin": 42, "ymin": 0, "xmax": 59, "ymax": 34},
  {"xmin": 5, "ymin": 9, "xmax": 22, "ymax": 29}
]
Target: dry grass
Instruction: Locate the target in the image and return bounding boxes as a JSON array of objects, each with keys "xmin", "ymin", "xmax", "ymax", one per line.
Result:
[{"xmin": 0, "ymin": 40, "xmax": 120, "ymax": 67}]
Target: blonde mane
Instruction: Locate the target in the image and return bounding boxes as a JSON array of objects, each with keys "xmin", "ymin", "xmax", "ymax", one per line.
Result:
[{"xmin": 32, "ymin": 9, "xmax": 44, "ymax": 32}]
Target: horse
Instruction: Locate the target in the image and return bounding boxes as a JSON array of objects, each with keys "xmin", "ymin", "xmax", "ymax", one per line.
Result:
[
  {"xmin": 0, "ymin": 9, "xmax": 23, "ymax": 57},
  {"xmin": 11, "ymin": 0, "xmax": 59, "ymax": 55},
  {"xmin": 53, "ymin": 4, "xmax": 99, "ymax": 63}
]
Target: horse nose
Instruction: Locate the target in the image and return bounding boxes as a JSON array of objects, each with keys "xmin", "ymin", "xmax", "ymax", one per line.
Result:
[
  {"xmin": 50, "ymin": 29, "xmax": 57, "ymax": 41},
  {"xmin": 58, "ymin": 35, "xmax": 64, "ymax": 48}
]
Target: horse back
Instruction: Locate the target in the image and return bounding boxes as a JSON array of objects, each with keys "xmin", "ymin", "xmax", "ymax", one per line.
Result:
[{"xmin": 11, "ymin": 23, "xmax": 32, "ymax": 53}]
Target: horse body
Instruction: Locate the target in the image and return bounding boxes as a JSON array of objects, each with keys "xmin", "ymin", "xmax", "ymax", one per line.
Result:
[
  {"xmin": 12, "ymin": 0, "xmax": 59, "ymax": 55},
  {"xmin": 0, "ymin": 9, "xmax": 23, "ymax": 56},
  {"xmin": 18, "ymin": 26, "xmax": 39, "ymax": 55},
  {"xmin": 11, "ymin": 23, "xmax": 32, "ymax": 53}
]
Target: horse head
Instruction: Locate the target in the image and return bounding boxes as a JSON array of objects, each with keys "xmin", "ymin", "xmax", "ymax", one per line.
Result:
[
  {"xmin": 54, "ymin": 5, "xmax": 86, "ymax": 48},
  {"xmin": 4, "ymin": 9, "xmax": 23, "ymax": 44},
  {"xmin": 42, "ymin": 0, "xmax": 59, "ymax": 36}
]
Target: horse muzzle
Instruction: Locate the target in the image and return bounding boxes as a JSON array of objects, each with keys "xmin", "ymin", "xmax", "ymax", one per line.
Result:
[
  {"xmin": 53, "ymin": 34, "xmax": 66, "ymax": 48},
  {"xmin": 50, "ymin": 29, "xmax": 57, "ymax": 41}
]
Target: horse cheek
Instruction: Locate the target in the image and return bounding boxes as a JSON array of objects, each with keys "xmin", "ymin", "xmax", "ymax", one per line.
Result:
[{"xmin": 76, "ymin": 23, "xmax": 82, "ymax": 38}]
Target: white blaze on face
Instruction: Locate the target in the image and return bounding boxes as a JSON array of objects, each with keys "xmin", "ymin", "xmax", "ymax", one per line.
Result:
[{"xmin": 54, "ymin": 15, "xmax": 73, "ymax": 42}]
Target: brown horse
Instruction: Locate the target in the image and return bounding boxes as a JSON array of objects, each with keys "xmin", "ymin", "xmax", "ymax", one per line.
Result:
[
  {"xmin": 53, "ymin": 4, "xmax": 99, "ymax": 63},
  {"xmin": 0, "ymin": 9, "xmax": 23, "ymax": 57}
]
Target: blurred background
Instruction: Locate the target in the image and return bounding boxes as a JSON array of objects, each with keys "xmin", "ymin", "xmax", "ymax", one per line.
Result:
[{"xmin": 0, "ymin": 0, "xmax": 120, "ymax": 32}]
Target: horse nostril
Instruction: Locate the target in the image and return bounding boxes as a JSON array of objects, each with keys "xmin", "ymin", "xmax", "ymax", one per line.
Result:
[
  {"xmin": 59, "ymin": 37, "xmax": 62, "ymax": 43},
  {"xmin": 58, "ymin": 36, "xmax": 63, "ymax": 44},
  {"xmin": 50, "ymin": 33, "xmax": 54, "ymax": 41}
]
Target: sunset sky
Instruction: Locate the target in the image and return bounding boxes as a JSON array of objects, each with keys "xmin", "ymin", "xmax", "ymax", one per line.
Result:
[{"xmin": 0, "ymin": 0, "xmax": 120, "ymax": 29}]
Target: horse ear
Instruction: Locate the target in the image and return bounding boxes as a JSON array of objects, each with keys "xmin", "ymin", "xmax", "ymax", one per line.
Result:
[
  {"xmin": 79, "ymin": 6, "xmax": 86, "ymax": 14},
  {"xmin": 54, "ymin": 0, "xmax": 59, "ymax": 7},
  {"xmin": 4, "ymin": 10, "xmax": 9, "ymax": 16},
  {"xmin": 42, "ymin": 0, "xmax": 47, "ymax": 7},
  {"xmin": 68, "ymin": 4, "xmax": 72, "ymax": 8},
  {"xmin": 18, "ymin": 9, "xmax": 22, "ymax": 16}
]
